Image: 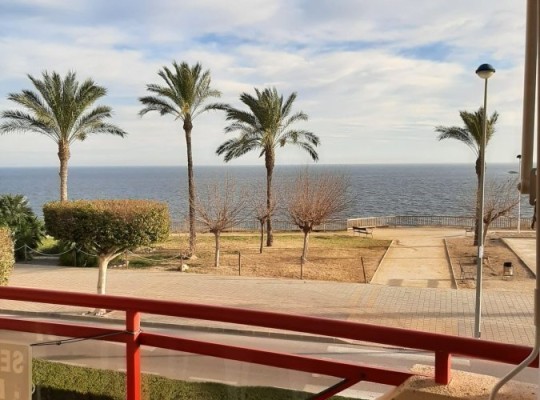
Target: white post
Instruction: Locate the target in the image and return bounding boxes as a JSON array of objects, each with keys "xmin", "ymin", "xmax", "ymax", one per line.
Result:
[{"xmin": 474, "ymin": 63, "xmax": 495, "ymax": 338}]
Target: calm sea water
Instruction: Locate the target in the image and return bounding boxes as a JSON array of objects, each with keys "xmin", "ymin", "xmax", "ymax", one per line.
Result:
[{"xmin": 0, "ymin": 164, "xmax": 532, "ymax": 220}]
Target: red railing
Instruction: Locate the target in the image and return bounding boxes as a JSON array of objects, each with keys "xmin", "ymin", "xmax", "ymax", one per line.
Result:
[{"xmin": 0, "ymin": 286, "xmax": 537, "ymax": 399}]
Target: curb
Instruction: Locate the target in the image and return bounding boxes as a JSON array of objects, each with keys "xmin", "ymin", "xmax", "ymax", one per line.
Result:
[
  {"xmin": 369, "ymin": 239, "xmax": 394, "ymax": 284},
  {"xmin": 443, "ymin": 238, "xmax": 458, "ymax": 289},
  {"xmin": 0, "ymin": 308, "xmax": 349, "ymax": 345}
]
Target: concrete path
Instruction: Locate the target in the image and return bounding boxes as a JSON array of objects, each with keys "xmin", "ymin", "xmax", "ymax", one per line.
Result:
[
  {"xmin": 370, "ymin": 228, "xmax": 456, "ymax": 288},
  {"xmin": 502, "ymin": 238, "xmax": 536, "ymax": 276}
]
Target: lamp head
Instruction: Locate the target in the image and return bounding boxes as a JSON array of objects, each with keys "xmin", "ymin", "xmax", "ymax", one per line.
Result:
[{"xmin": 476, "ymin": 63, "xmax": 496, "ymax": 79}]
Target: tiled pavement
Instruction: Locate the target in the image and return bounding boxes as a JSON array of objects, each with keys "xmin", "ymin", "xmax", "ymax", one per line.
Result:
[
  {"xmin": 2, "ymin": 265, "xmax": 535, "ymax": 346},
  {"xmin": 1, "ymin": 228, "xmax": 536, "ymax": 346}
]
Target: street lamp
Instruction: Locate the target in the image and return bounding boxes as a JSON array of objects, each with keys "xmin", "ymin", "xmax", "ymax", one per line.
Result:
[
  {"xmin": 474, "ymin": 63, "xmax": 495, "ymax": 338},
  {"xmin": 517, "ymin": 154, "xmax": 522, "ymax": 233}
]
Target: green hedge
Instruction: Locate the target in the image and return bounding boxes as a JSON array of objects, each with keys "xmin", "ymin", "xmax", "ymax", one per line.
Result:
[
  {"xmin": 0, "ymin": 227, "xmax": 14, "ymax": 285},
  {"xmin": 43, "ymin": 200, "xmax": 170, "ymax": 252},
  {"xmin": 32, "ymin": 359, "xmax": 357, "ymax": 399}
]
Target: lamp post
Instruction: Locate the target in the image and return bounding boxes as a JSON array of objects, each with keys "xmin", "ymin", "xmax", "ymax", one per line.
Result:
[
  {"xmin": 517, "ymin": 154, "xmax": 522, "ymax": 233},
  {"xmin": 474, "ymin": 63, "xmax": 495, "ymax": 338}
]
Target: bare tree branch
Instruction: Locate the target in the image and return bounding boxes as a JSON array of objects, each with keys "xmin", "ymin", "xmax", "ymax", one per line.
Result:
[
  {"xmin": 195, "ymin": 178, "xmax": 246, "ymax": 267},
  {"xmin": 286, "ymin": 171, "xmax": 351, "ymax": 262}
]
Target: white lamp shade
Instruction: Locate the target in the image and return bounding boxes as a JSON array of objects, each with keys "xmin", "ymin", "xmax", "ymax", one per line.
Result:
[{"xmin": 476, "ymin": 63, "xmax": 496, "ymax": 79}]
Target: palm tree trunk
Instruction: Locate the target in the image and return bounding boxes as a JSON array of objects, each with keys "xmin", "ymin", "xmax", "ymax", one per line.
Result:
[
  {"xmin": 474, "ymin": 157, "xmax": 481, "ymax": 246},
  {"xmin": 58, "ymin": 143, "xmax": 70, "ymax": 202},
  {"xmin": 265, "ymin": 150, "xmax": 274, "ymax": 247},
  {"xmin": 184, "ymin": 119, "xmax": 196, "ymax": 257},
  {"xmin": 265, "ymin": 155, "xmax": 274, "ymax": 247}
]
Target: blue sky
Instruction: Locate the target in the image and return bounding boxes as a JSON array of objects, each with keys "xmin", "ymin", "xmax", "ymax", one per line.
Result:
[{"xmin": 0, "ymin": 0, "xmax": 527, "ymax": 167}]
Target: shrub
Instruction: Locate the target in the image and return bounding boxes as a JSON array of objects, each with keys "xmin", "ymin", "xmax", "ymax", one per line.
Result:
[
  {"xmin": 43, "ymin": 200, "xmax": 170, "ymax": 295},
  {"xmin": 0, "ymin": 227, "xmax": 14, "ymax": 285},
  {"xmin": 0, "ymin": 194, "xmax": 45, "ymax": 260}
]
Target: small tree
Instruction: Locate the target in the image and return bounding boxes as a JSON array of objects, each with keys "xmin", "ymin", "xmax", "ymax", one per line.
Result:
[
  {"xmin": 287, "ymin": 172, "xmax": 350, "ymax": 263},
  {"xmin": 195, "ymin": 179, "xmax": 246, "ymax": 267},
  {"xmin": 0, "ymin": 227, "xmax": 14, "ymax": 286},
  {"xmin": 0, "ymin": 194, "xmax": 45, "ymax": 260},
  {"xmin": 482, "ymin": 178, "xmax": 520, "ymax": 242},
  {"xmin": 43, "ymin": 200, "xmax": 169, "ymax": 298}
]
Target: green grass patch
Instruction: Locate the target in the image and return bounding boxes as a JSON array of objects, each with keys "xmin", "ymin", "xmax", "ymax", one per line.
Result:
[{"xmin": 32, "ymin": 359, "xmax": 359, "ymax": 400}]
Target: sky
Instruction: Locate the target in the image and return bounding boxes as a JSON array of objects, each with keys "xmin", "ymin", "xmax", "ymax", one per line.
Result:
[{"xmin": 0, "ymin": 0, "xmax": 528, "ymax": 168}]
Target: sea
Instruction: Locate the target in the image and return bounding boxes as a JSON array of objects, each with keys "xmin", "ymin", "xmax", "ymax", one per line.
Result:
[{"xmin": 0, "ymin": 164, "xmax": 532, "ymax": 221}]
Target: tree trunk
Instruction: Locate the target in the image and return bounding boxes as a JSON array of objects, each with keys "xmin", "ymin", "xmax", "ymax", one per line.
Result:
[
  {"xmin": 259, "ymin": 220, "xmax": 264, "ymax": 253},
  {"xmin": 58, "ymin": 143, "xmax": 70, "ymax": 202},
  {"xmin": 95, "ymin": 253, "xmax": 116, "ymax": 315},
  {"xmin": 301, "ymin": 229, "xmax": 310, "ymax": 262},
  {"xmin": 97, "ymin": 254, "xmax": 114, "ymax": 295},
  {"xmin": 265, "ymin": 150, "xmax": 274, "ymax": 247},
  {"xmin": 184, "ymin": 119, "xmax": 196, "ymax": 257},
  {"xmin": 474, "ymin": 156, "xmax": 481, "ymax": 246},
  {"xmin": 214, "ymin": 231, "xmax": 220, "ymax": 267}
]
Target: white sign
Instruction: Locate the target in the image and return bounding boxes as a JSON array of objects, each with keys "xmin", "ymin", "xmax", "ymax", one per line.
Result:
[{"xmin": 0, "ymin": 342, "xmax": 31, "ymax": 400}]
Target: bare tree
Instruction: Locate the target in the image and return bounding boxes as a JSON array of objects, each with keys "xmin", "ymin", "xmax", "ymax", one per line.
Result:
[
  {"xmin": 254, "ymin": 195, "xmax": 277, "ymax": 254},
  {"xmin": 482, "ymin": 178, "xmax": 520, "ymax": 242},
  {"xmin": 287, "ymin": 172, "xmax": 350, "ymax": 263},
  {"xmin": 195, "ymin": 179, "xmax": 246, "ymax": 267}
]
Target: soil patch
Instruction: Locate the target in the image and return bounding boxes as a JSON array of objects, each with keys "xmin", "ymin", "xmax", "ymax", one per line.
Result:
[
  {"xmin": 445, "ymin": 232, "xmax": 535, "ymax": 290},
  {"xmin": 126, "ymin": 232, "xmax": 390, "ymax": 284}
]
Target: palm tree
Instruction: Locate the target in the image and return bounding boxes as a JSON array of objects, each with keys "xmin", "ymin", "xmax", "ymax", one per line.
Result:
[
  {"xmin": 0, "ymin": 71, "xmax": 127, "ymax": 201},
  {"xmin": 216, "ymin": 87, "xmax": 320, "ymax": 247},
  {"xmin": 139, "ymin": 61, "xmax": 221, "ymax": 258},
  {"xmin": 435, "ymin": 107, "xmax": 499, "ymax": 244}
]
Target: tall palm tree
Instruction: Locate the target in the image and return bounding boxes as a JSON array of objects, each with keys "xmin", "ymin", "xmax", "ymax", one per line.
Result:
[
  {"xmin": 0, "ymin": 71, "xmax": 127, "ymax": 201},
  {"xmin": 216, "ymin": 87, "xmax": 320, "ymax": 247},
  {"xmin": 139, "ymin": 61, "xmax": 221, "ymax": 258},
  {"xmin": 435, "ymin": 107, "xmax": 499, "ymax": 244}
]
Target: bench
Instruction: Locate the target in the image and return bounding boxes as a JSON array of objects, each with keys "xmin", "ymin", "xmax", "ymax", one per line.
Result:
[{"xmin": 352, "ymin": 226, "xmax": 374, "ymax": 238}]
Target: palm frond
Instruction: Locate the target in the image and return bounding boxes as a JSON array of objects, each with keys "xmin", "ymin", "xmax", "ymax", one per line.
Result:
[
  {"xmin": 139, "ymin": 95, "xmax": 179, "ymax": 117},
  {"xmin": 435, "ymin": 126, "xmax": 478, "ymax": 156}
]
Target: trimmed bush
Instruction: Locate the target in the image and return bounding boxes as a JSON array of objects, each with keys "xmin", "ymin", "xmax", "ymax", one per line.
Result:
[
  {"xmin": 43, "ymin": 200, "xmax": 170, "ymax": 294},
  {"xmin": 32, "ymin": 359, "xmax": 356, "ymax": 399},
  {"xmin": 0, "ymin": 227, "xmax": 14, "ymax": 285}
]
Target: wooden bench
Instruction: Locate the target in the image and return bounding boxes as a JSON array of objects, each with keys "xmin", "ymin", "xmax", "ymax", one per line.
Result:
[{"xmin": 352, "ymin": 226, "xmax": 374, "ymax": 238}]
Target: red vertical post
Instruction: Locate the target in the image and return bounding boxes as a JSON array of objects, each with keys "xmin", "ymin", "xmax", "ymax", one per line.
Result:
[
  {"xmin": 126, "ymin": 310, "xmax": 141, "ymax": 400},
  {"xmin": 434, "ymin": 351, "xmax": 451, "ymax": 384}
]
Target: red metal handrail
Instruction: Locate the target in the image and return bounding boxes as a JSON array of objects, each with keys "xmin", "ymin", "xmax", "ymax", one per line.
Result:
[{"xmin": 0, "ymin": 286, "xmax": 537, "ymax": 399}]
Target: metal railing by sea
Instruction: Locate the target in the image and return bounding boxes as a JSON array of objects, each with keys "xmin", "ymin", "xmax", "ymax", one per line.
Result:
[
  {"xmin": 0, "ymin": 287, "xmax": 537, "ymax": 400},
  {"xmin": 347, "ymin": 215, "xmax": 533, "ymax": 230},
  {"xmin": 170, "ymin": 216, "xmax": 533, "ymax": 233}
]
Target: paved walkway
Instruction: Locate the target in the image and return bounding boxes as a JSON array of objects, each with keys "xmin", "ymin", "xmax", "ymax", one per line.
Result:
[
  {"xmin": 370, "ymin": 228, "xmax": 455, "ymax": 288},
  {"xmin": 0, "ymin": 228, "xmax": 536, "ymax": 346}
]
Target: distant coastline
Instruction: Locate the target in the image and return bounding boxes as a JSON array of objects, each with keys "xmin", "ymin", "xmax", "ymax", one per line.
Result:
[{"xmin": 0, "ymin": 163, "xmax": 531, "ymax": 220}]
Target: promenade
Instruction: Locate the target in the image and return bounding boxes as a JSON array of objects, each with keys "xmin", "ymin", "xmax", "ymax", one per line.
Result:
[{"xmin": 1, "ymin": 228, "xmax": 536, "ymax": 346}]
